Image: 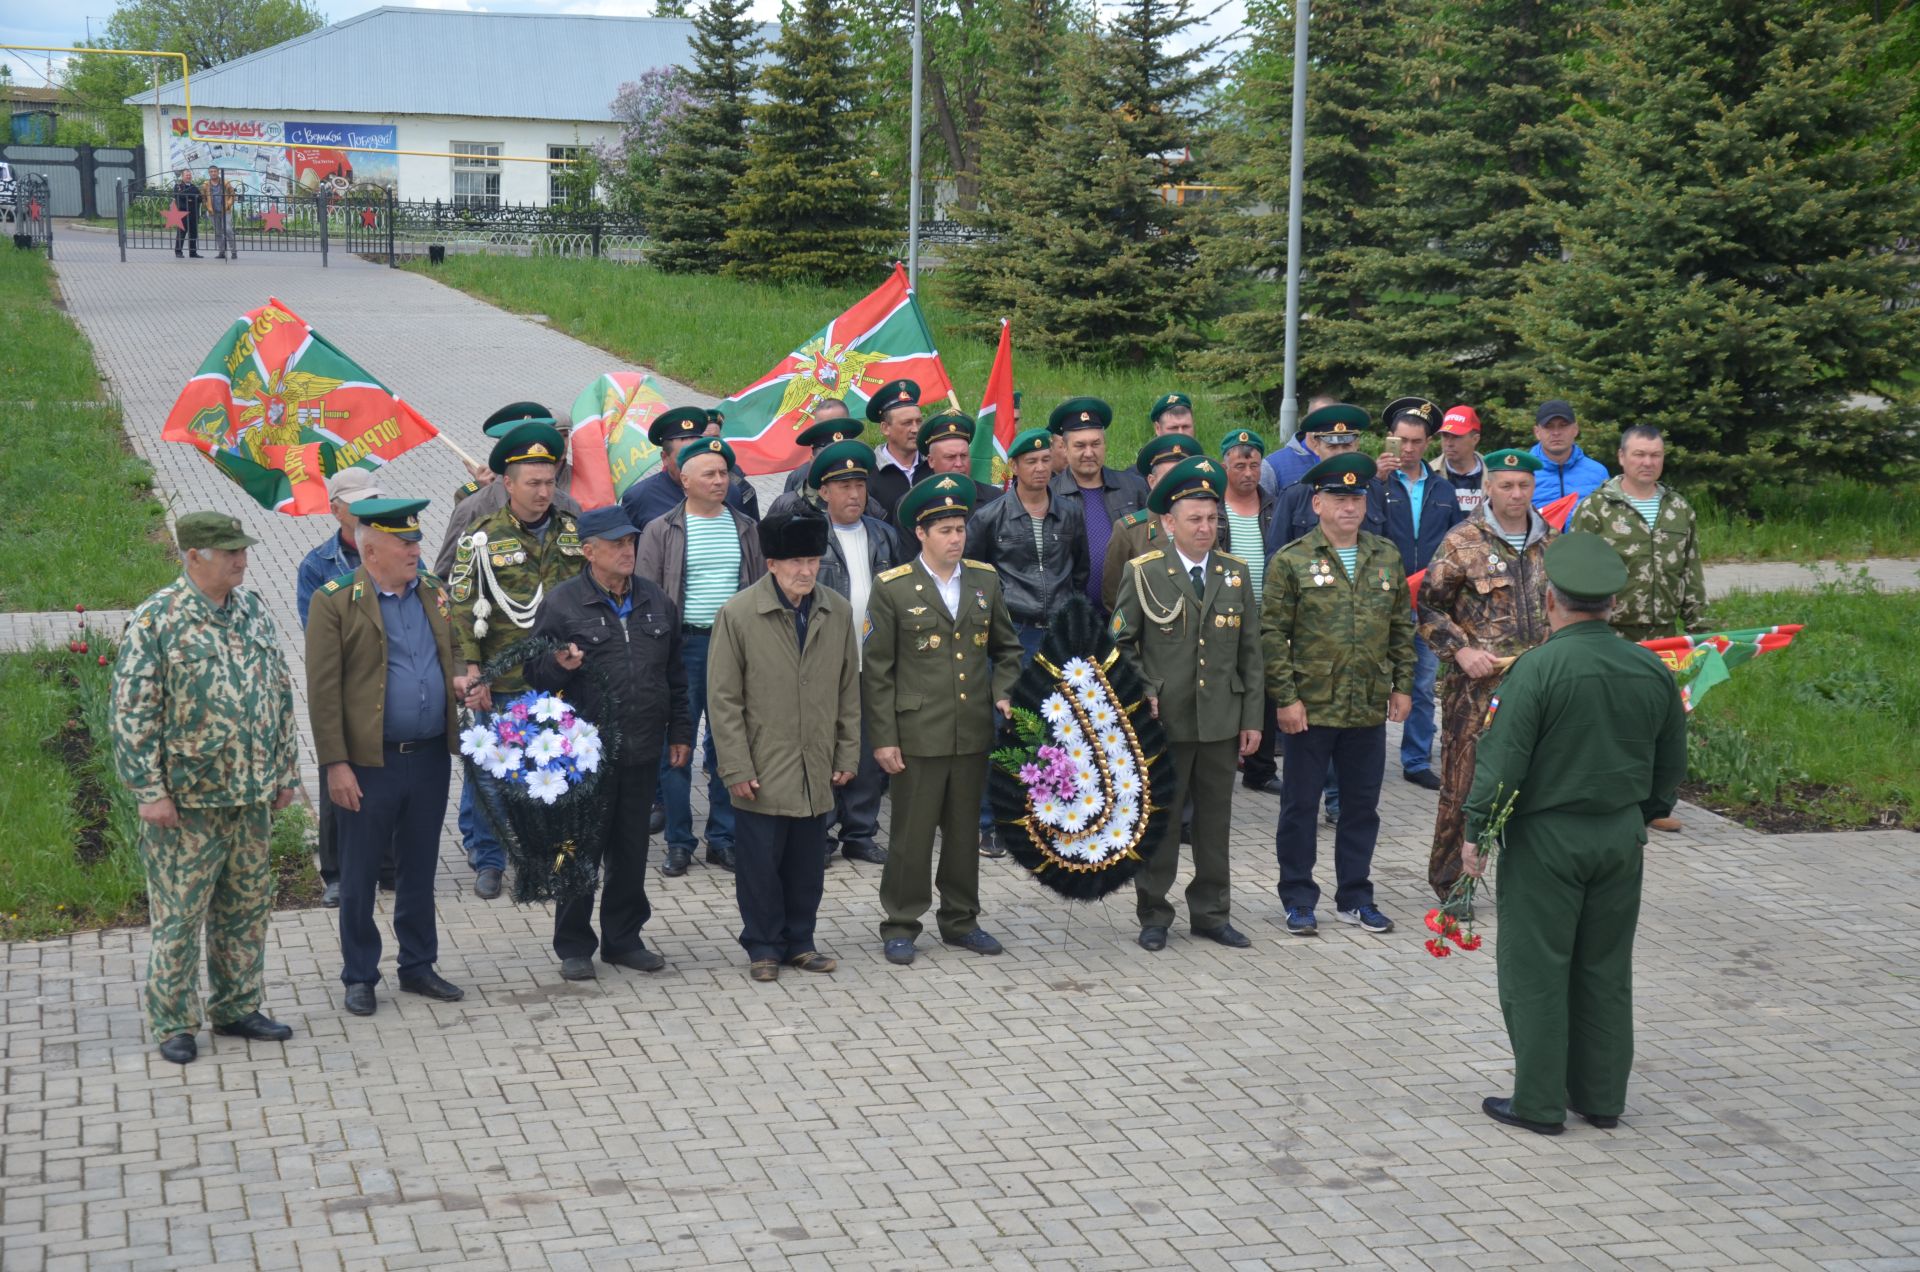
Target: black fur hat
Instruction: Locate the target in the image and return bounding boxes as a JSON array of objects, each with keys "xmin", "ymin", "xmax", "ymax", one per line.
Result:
[{"xmin": 758, "ymin": 505, "xmax": 830, "ymax": 560}]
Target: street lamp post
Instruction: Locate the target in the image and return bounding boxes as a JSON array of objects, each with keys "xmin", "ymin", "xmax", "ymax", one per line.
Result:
[
  {"xmin": 1277, "ymin": 0, "xmax": 1309, "ymax": 445},
  {"xmin": 907, "ymin": 0, "xmax": 924, "ymax": 285}
]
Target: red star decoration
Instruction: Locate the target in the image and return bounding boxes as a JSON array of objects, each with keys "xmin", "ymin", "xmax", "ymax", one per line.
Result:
[
  {"xmin": 162, "ymin": 202, "xmax": 187, "ymax": 231},
  {"xmin": 260, "ymin": 208, "xmax": 287, "ymax": 232},
  {"xmin": 360, "ymin": 208, "xmax": 377, "ymax": 228},
  {"xmin": 27, "ymin": 201, "xmax": 41, "ymax": 221}
]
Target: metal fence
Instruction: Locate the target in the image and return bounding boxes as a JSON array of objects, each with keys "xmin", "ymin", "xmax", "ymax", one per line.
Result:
[
  {"xmin": 9, "ymin": 173, "xmax": 52, "ymax": 257},
  {"xmin": 0, "ymin": 142, "xmax": 143, "ymax": 219}
]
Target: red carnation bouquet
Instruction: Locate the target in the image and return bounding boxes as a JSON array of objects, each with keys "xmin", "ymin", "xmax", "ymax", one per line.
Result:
[{"xmin": 1425, "ymin": 784, "xmax": 1518, "ymax": 957}]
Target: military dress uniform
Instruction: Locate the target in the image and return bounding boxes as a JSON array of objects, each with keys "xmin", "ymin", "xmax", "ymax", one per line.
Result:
[
  {"xmin": 111, "ymin": 513, "xmax": 300, "ymax": 1050},
  {"xmin": 1262, "ymin": 455, "xmax": 1415, "ymax": 930},
  {"xmin": 1112, "ymin": 457, "xmax": 1265, "ymax": 947},
  {"xmin": 1566, "ymin": 475, "xmax": 1706, "ymax": 642},
  {"xmin": 1468, "ymin": 534, "xmax": 1688, "ymax": 1134},
  {"xmin": 864, "ymin": 477, "xmax": 1022, "ymax": 958},
  {"xmin": 1099, "ymin": 435, "xmax": 1204, "ymax": 611}
]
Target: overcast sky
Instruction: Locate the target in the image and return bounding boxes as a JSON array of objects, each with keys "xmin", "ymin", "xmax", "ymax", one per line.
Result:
[{"xmin": 0, "ymin": 0, "xmax": 1244, "ymax": 91}]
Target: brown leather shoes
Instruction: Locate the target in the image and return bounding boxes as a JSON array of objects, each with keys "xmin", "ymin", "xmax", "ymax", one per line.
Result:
[
  {"xmin": 749, "ymin": 959, "xmax": 779, "ymax": 982},
  {"xmin": 1648, "ymin": 816, "xmax": 1682, "ymax": 832},
  {"xmin": 787, "ymin": 952, "xmax": 836, "ymax": 973}
]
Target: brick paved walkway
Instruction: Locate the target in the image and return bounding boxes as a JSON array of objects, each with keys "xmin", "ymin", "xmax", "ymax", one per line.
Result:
[{"xmin": 3, "ymin": 235, "xmax": 1916, "ymax": 1271}]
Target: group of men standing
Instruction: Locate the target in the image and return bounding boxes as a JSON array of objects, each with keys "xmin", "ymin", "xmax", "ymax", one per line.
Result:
[{"xmin": 111, "ymin": 378, "xmax": 1700, "ymax": 1136}]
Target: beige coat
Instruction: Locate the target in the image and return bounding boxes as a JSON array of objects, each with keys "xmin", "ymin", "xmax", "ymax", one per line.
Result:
[{"xmin": 706, "ymin": 573, "xmax": 861, "ymax": 818}]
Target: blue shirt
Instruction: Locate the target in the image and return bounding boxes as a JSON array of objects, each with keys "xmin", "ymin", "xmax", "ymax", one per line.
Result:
[
  {"xmin": 376, "ymin": 577, "xmax": 446, "ymax": 742},
  {"xmin": 1392, "ymin": 464, "xmax": 1428, "ymax": 529},
  {"xmin": 295, "ymin": 531, "xmax": 360, "ymax": 629}
]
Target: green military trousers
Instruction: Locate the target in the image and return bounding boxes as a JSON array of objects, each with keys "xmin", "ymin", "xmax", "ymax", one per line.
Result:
[
  {"xmin": 139, "ymin": 803, "xmax": 274, "ymax": 1040},
  {"xmin": 1135, "ymin": 738, "xmax": 1237, "ymax": 931},
  {"xmin": 878, "ymin": 753, "xmax": 986, "ymax": 942},
  {"xmin": 1496, "ymin": 817, "xmax": 1644, "ymax": 1125}
]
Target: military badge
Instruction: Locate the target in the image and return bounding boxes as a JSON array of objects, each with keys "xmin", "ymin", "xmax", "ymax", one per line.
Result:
[{"xmin": 1483, "ymin": 695, "xmax": 1500, "ymax": 729}]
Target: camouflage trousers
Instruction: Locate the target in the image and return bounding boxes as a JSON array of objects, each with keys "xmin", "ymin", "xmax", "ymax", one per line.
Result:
[
  {"xmin": 1429, "ymin": 673, "xmax": 1503, "ymax": 900},
  {"xmin": 138, "ymin": 803, "xmax": 274, "ymax": 1039}
]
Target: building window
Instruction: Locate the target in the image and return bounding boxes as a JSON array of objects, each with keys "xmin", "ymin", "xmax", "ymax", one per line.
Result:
[
  {"xmin": 451, "ymin": 141, "xmax": 501, "ymax": 208},
  {"xmin": 548, "ymin": 145, "xmax": 586, "ymax": 207}
]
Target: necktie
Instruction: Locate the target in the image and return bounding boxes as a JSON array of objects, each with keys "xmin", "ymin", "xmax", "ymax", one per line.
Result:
[{"xmin": 1189, "ymin": 564, "xmax": 1205, "ymax": 597}]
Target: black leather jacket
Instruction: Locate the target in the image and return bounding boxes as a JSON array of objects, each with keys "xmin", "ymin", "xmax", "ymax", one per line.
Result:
[
  {"xmin": 965, "ymin": 490, "xmax": 1090, "ymax": 625},
  {"xmin": 523, "ymin": 572, "xmax": 694, "ymax": 765},
  {"xmin": 818, "ymin": 513, "xmax": 906, "ymax": 602}
]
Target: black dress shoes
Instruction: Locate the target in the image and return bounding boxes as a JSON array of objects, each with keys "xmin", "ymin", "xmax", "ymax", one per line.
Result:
[
  {"xmin": 841, "ymin": 842, "xmax": 887, "ymax": 865},
  {"xmin": 322, "ymin": 881, "xmax": 340, "ymax": 907},
  {"xmin": 604, "ymin": 947, "xmax": 665, "ymax": 972},
  {"xmin": 213, "ymin": 1011, "xmax": 292, "ymax": 1042},
  {"xmin": 1138, "ymin": 926, "xmax": 1168, "ymax": 951},
  {"xmin": 648, "ymin": 804, "xmax": 666, "ymax": 834},
  {"xmin": 1404, "ymin": 769, "xmax": 1442, "ymax": 791},
  {"xmin": 1193, "ymin": 924, "xmax": 1252, "ymax": 948},
  {"xmin": 559, "ymin": 957, "xmax": 597, "ymax": 981},
  {"xmin": 399, "ymin": 971, "xmax": 465, "ymax": 1002},
  {"xmin": 1242, "ymin": 775, "xmax": 1283, "ymax": 795},
  {"xmin": 705, "ymin": 844, "xmax": 736, "ymax": 872},
  {"xmin": 344, "ymin": 984, "xmax": 376, "ymax": 1016},
  {"xmin": 157, "ymin": 1032, "xmax": 197, "ymax": 1064},
  {"xmin": 473, "ymin": 867, "xmax": 503, "ymax": 899},
  {"xmin": 1576, "ymin": 1110, "xmax": 1620, "ymax": 1129},
  {"xmin": 662, "ymin": 846, "xmax": 691, "ymax": 876},
  {"xmin": 1482, "ymin": 1096, "xmax": 1564, "ymax": 1135}
]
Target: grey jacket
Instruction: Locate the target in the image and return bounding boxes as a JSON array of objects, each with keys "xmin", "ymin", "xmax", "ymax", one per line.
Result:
[{"xmin": 634, "ymin": 502, "xmax": 766, "ymax": 615}]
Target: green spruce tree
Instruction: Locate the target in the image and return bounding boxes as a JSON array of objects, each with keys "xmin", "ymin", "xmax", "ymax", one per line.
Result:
[
  {"xmin": 1512, "ymin": 0, "xmax": 1920, "ymax": 503},
  {"xmin": 723, "ymin": 0, "xmax": 898, "ymax": 284},
  {"xmin": 648, "ymin": 0, "xmax": 763, "ymax": 273}
]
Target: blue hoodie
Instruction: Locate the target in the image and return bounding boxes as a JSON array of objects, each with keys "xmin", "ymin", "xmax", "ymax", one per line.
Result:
[{"xmin": 1527, "ymin": 443, "xmax": 1609, "ymax": 512}]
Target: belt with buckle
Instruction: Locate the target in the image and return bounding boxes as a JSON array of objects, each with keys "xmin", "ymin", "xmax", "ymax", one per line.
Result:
[{"xmin": 385, "ymin": 735, "xmax": 445, "ymax": 755}]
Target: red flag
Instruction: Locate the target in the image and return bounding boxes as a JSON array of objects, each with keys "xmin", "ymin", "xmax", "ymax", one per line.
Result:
[
  {"xmin": 970, "ymin": 319, "xmax": 1017, "ymax": 486},
  {"xmin": 162, "ymin": 297, "xmax": 438, "ymax": 515},
  {"xmin": 1540, "ymin": 493, "xmax": 1579, "ymax": 530},
  {"xmin": 1408, "ymin": 568, "xmax": 1425, "ymax": 610}
]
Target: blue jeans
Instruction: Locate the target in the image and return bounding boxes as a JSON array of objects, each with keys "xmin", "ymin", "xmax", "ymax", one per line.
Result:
[
  {"xmin": 659, "ymin": 628, "xmax": 735, "ymax": 854},
  {"xmin": 1401, "ymin": 635, "xmax": 1439, "ymax": 774},
  {"xmin": 459, "ymin": 774, "xmax": 505, "ymax": 873},
  {"xmin": 981, "ymin": 621, "xmax": 1048, "ymax": 835}
]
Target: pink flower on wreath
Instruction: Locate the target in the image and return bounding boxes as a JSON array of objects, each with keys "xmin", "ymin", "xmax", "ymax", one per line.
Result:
[{"xmin": 1018, "ymin": 763, "xmax": 1043, "ymax": 785}]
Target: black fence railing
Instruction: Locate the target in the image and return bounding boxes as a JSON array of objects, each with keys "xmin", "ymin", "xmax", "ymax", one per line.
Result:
[
  {"xmin": 121, "ymin": 181, "xmax": 333, "ymax": 261},
  {"xmin": 10, "ymin": 173, "xmax": 53, "ymax": 257}
]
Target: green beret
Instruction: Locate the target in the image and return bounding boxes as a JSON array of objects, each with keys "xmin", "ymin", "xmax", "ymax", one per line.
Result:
[
  {"xmin": 797, "ymin": 416, "xmax": 863, "ymax": 450},
  {"xmin": 1048, "ymin": 396, "xmax": 1113, "ymax": 435},
  {"xmin": 487, "ymin": 421, "xmax": 565, "ymax": 475},
  {"xmin": 1301, "ymin": 403, "xmax": 1369, "ymax": 438},
  {"xmin": 1303, "ymin": 452, "xmax": 1375, "ymax": 493},
  {"xmin": 1483, "ymin": 448, "xmax": 1542, "ymax": 474},
  {"xmin": 482, "ymin": 401, "xmax": 555, "ymax": 438},
  {"xmin": 896, "ymin": 472, "xmax": 976, "ymax": 531},
  {"xmin": 648, "ymin": 406, "xmax": 710, "ymax": 448},
  {"xmin": 1381, "ymin": 396, "xmax": 1440, "ymax": 433},
  {"xmin": 1134, "ymin": 433, "xmax": 1202, "ymax": 476},
  {"xmin": 678, "ymin": 435, "xmax": 735, "ymax": 471},
  {"xmin": 1545, "ymin": 532, "xmax": 1629, "ymax": 601},
  {"xmin": 866, "ymin": 378, "xmax": 921, "ymax": 422},
  {"xmin": 1007, "ymin": 427, "xmax": 1053, "ymax": 461},
  {"xmin": 349, "ymin": 497, "xmax": 429, "ymax": 542},
  {"xmin": 917, "ymin": 411, "xmax": 975, "ymax": 451},
  {"xmin": 810, "ymin": 439, "xmax": 876, "ymax": 487},
  {"xmin": 1150, "ymin": 392, "xmax": 1193, "ymax": 422},
  {"xmin": 1146, "ymin": 455, "xmax": 1226, "ymax": 514},
  {"xmin": 1220, "ymin": 427, "xmax": 1267, "ymax": 456},
  {"xmin": 175, "ymin": 510, "xmax": 258, "ymax": 551}
]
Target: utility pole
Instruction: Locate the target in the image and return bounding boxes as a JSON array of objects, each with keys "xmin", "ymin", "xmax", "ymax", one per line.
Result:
[
  {"xmin": 907, "ymin": 0, "xmax": 924, "ymax": 285},
  {"xmin": 1276, "ymin": 0, "xmax": 1310, "ymax": 445}
]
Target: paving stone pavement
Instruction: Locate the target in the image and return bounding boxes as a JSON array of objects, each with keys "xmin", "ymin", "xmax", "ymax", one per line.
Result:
[{"xmin": 2, "ymin": 236, "xmax": 1916, "ymax": 1271}]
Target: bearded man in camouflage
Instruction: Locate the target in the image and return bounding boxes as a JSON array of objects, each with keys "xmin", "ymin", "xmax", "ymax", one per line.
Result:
[{"xmin": 111, "ymin": 512, "xmax": 302, "ymax": 1065}]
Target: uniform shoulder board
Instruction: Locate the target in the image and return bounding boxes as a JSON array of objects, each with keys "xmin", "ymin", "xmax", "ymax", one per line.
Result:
[
  {"xmin": 321, "ymin": 572, "xmax": 355, "ymax": 595},
  {"xmin": 877, "ymin": 563, "xmax": 915, "ymax": 583},
  {"xmin": 417, "ymin": 570, "xmax": 444, "ymax": 587},
  {"xmin": 962, "ymin": 559, "xmax": 995, "ymax": 572},
  {"xmin": 455, "ymin": 480, "xmax": 481, "ymax": 496},
  {"xmin": 1119, "ymin": 509, "xmax": 1151, "ymax": 528},
  {"xmin": 1129, "ymin": 549, "xmax": 1165, "ymax": 566},
  {"xmin": 1215, "ymin": 551, "xmax": 1247, "ymax": 566}
]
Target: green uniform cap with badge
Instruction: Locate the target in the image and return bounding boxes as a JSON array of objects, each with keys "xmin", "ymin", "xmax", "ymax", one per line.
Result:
[
  {"xmin": 1300, "ymin": 403, "xmax": 1369, "ymax": 441},
  {"xmin": 1135, "ymin": 433, "xmax": 1202, "ymax": 476},
  {"xmin": 482, "ymin": 401, "xmax": 555, "ymax": 438},
  {"xmin": 917, "ymin": 411, "xmax": 975, "ymax": 451},
  {"xmin": 1146, "ymin": 455, "xmax": 1227, "ymax": 514},
  {"xmin": 1483, "ymin": 447, "xmax": 1542, "ymax": 473},
  {"xmin": 648, "ymin": 406, "xmax": 710, "ymax": 448},
  {"xmin": 1149, "ymin": 392, "xmax": 1192, "ymax": 422},
  {"xmin": 1304, "ymin": 451, "xmax": 1375, "ymax": 493},
  {"xmin": 1007, "ymin": 427, "xmax": 1053, "ymax": 462},
  {"xmin": 487, "ymin": 421, "xmax": 565, "ymax": 475},
  {"xmin": 678, "ymin": 435, "xmax": 735, "ymax": 471},
  {"xmin": 348, "ymin": 497, "xmax": 430, "ymax": 542},
  {"xmin": 866, "ymin": 378, "xmax": 921, "ymax": 422},
  {"xmin": 1220, "ymin": 427, "xmax": 1267, "ymax": 456},
  {"xmin": 797, "ymin": 416, "xmax": 864, "ymax": 450},
  {"xmin": 174, "ymin": 510, "xmax": 259, "ymax": 551},
  {"xmin": 810, "ymin": 439, "xmax": 875, "ymax": 486},
  {"xmin": 896, "ymin": 473, "xmax": 976, "ymax": 530},
  {"xmin": 1544, "ymin": 532, "xmax": 1628, "ymax": 600},
  {"xmin": 1049, "ymin": 396, "xmax": 1113, "ymax": 435}
]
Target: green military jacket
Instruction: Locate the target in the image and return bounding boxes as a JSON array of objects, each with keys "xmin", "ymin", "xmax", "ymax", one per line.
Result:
[
  {"xmin": 1261, "ymin": 527, "xmax": 1415, "ymax": 728},
  {"xmin": 1112, "ymin": 548, "xmax": 1265, "ymax": 743},
  {"xmin": 1464, "ymin": 620, "xmax": 1687, "ymax": 849},
  {"xmin": 447, "ymin": 503, "xmax": 583, "ymax": 690},
  {"xmin": 862, "ymin": 557, "xmax": 1023, "ymax": 756},
  {"xmin": 1100, "ymin": 509, "xmax": 1163, "ymax": 612},
  {"xmin": 111, "ymin": 577, "xmax": 299, "ymax": 807},
  {"xmin": 304, "ymin": 567, "xmax": 461, "ymax": 770},
  {"xmin": 1566, "ymin": 477, "xmax": 1706, "ymax": 635}
]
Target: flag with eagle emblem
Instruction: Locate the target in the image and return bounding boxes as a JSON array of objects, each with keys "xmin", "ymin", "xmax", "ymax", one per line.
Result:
[
  {"xmin": 718, "ymin": 263, "xmax": 956, "ymax": 475},
  {"xmin": 161, "ymin": 297, "xmax": 438, "ymax": 515},
  {"xmin": 566, "ymin": 371, "xmax": 671, "ymax": 509}
]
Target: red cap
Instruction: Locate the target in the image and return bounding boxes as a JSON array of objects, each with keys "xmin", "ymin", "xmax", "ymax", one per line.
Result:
[{"xmin": 1439, "ymin": 405, "xmax": 1481, "ymax": 436}]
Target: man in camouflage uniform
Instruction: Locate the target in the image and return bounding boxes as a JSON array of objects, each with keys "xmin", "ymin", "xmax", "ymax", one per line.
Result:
[
  {"xmin": 447, "ymin": 420, "xmax": 584, "ymax": 897},
  {"xmin": 1416, "ymin": 449, "xmax": 1553, "ymax": 901},
  {"xmin": 111, "ymin": 512, "xmax": 301, "ymax": 1064},
  {"xmin": 434, "ymin": 402, "xmax": 582, "ymax": 577}
]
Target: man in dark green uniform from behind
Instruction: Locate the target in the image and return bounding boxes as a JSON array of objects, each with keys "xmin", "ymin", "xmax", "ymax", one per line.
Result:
[
  {"xmin": 1464, "ymin": 533, "xmax": 1687, "ymax": 1136},
  {"xmin": 864, "ymin": 476, "xmax": 1023, "ymax": 965}
]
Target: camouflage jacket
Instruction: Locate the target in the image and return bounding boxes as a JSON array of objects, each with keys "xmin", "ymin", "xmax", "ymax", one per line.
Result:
[
  {"xmin": 1261, "ymin": 527, "xmax": 1414, "ymax": 728},
  {"xmin": 111, "ymin": 576, "xmax": 299, "ymax": 807},
  {"xmin": 1416, "ymin": 507, "xmax": 1552, "ymax": 674},
  {"xmin": 448, "ymin": 504, "xmax": 583, "ymax": 690},
  {"xmin": 1566, "ymin": 477, "xmax": 1706, "ymax": 634}
]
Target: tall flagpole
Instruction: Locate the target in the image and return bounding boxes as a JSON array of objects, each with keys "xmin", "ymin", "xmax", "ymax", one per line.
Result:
[
  {"xmin": 1277, "ymin": 0, "xmax": 1309, "ymax": 445},
  {"xmin": 907, "ymin": 0, "xmax": 924, "ymax": 286}
]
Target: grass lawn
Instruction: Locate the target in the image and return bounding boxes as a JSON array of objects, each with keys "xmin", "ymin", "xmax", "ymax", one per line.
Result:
[
  {"xmin": 1696, "ymin": 479, "xmax": 1920, "ymax": 563},
  {"xmin": 0, "ymin": 250, "xmax": 176, "ymax": 611},
  {"xmin": 1683, "ymin": 571, "xmax": 1919, "ymax": 829}
]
